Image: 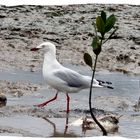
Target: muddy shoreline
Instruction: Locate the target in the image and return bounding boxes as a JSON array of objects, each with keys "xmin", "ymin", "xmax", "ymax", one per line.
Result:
[
  {"xmin": 0, "ymin": 4, "xmax": 140, "ymax": 74},
  {"xmin": 0, "ymin": 4, "xmax": 140, "ymax": 138}
]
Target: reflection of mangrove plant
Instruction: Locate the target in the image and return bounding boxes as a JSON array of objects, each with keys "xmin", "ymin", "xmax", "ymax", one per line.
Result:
[{"xmin": 84, "ymin": 11, "xmax": 117, "ymax": 136}]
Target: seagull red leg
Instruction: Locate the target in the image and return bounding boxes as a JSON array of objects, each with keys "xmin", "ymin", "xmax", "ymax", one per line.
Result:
[
  {"xmin": 66, "ymin": 93, "xmax": 70, "ymax": 113},
  {"xmin": 35, "ymin": 91, "xmax": 58, "ymax": 107}
]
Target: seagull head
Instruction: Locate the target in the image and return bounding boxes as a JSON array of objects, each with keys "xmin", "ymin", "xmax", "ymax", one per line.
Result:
[{"xmin": 30, "ymin": 42, "xmax": 56, "ymax": 55}]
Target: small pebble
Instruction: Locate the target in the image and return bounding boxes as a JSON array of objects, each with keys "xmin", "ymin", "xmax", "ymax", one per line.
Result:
[
  {"xmin": 0, "ymin": 93, "xmax": 7, "ymax": 107},
  {"xmin": 130, "ymin": 46, "xmax": 136, "ymax": 50}
]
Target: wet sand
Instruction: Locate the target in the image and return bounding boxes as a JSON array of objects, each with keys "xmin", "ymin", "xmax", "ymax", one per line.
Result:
[
  {"xmin": 0, "ymin": 4, "xmax": 140, "ymax": 73},
  {"xmin": 0, "ymin": 3, "xmax": 140, "ymax": 138},
  {"xmin": 0, "ymin": 66, "xmax": 140, "ymax": 138}
]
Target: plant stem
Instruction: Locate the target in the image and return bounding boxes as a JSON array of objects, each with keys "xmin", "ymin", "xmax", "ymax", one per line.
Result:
[
  {"xmin": 103, "ymin": 27, "xmax": 118, "ymax": 44},
  {"xmin": 89, "ymin": 55, "xmax": 107, "ymax": 136}
]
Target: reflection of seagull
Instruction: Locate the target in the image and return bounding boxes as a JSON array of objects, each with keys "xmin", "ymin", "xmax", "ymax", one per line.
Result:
[
  {"xmin": 42, "ymin": 116, "xmax": 77, "ymax": 137},
  {"xmin": 31, "ymin": 42, "xmax": 112, "ymax": 113}
]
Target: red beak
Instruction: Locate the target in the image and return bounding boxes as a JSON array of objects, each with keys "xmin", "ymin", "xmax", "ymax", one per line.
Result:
[{"xmin": 30, "ymin": 48, "xmax": 40, "ymax": 51}]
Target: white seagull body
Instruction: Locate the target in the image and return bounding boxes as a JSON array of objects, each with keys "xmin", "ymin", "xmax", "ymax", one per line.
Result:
[
  {"xmin": 30, "ymin": 42, "xmax": 111, "ymax": 113},
  {"xmin": 43, "ymin": 53, "xmax": 102, "ymax": 93}
]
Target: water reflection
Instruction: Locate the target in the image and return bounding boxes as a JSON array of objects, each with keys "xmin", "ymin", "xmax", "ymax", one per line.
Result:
[
  {"xmin": 38, "ymin": 112, "xmax": 120, "ymax": 137},
  {"xmin": 0, "ymin": 102, "xmax": 7, "ymax": 108},
  {"xmin": 41, "ymin": 114, "xmax": 79, "ymax": 137},
  {"xmin": 0, "ymin": 68, "xmax": 140, "ymax": 138}
]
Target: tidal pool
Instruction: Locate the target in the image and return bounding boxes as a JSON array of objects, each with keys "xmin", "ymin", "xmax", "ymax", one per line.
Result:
[{"xmin": 0, "ymin": 65, "xmax": 140, "ymax": 138}]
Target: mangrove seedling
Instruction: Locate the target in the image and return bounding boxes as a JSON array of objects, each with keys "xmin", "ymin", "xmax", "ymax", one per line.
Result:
[{"xmin": 84, "ymin": 10, "xmax": 117, "ymax": 136}]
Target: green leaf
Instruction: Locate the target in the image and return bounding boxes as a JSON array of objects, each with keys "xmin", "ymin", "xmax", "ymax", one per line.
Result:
[
  {"xmin": 105, "ymin": 14, "xmax": 116, "ymax": 33},
  {"xmin": 93, "ymin": 45, "xmax": 101, "ymax": 56},
  {"xmin": 101, "ymin": 11, "xmax": 106, "ymax": 23},
  {"xmin": 84, "ymin": 53, "xmax": 93, "ymax": 68},
  {"xmin": 91, "ymin": 37, "xmax": 101, "ymax": 55},
  {"xmin": 92, "ymin": 21, "xmax": 97, "ymax": 36},
  {"xmin": 96, "ymin": 16, "xmax": 105, "ymax": 36},
  {"xmin": 91, "ymin": 37, "xmax": 98, "ymax": 49}
]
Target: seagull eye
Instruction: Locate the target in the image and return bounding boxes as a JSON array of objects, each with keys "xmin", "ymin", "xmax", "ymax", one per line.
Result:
[
  {"xmin": 42, "ymin": 45, "xmax": 50, "ymax": 52},
  {"xmin": 42, "ymin": 45, "xmax": 46, "ymax": 48}
]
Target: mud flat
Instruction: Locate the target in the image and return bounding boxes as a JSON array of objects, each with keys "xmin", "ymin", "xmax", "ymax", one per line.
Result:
[
  {"xmin": 0, "ymin": 66, "xmax": 140, "ymax": 137},
  {"xmin": 0, "ymin": 4, "xmax": 139, "ymax": 74},
  {"xmin": 0, "ymin": 4, "xmax": 140, "ymax": 138}
]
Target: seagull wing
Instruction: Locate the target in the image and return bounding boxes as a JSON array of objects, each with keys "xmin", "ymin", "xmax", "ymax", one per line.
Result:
[{"xmin": 53, "ymin": 69, "xmax": 90, "ymax": 88}]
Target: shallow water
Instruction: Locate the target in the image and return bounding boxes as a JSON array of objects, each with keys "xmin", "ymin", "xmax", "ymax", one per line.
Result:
[{"xmin": 0, "ymin": 65, "xmax": 140, "ymax": 138}]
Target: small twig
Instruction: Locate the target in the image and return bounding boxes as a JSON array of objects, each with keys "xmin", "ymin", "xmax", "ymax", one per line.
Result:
[
  {"xmin": 103, "ymin": 27, "xmax": 118, "ymax": 44},
  {"xmin": 89, "ymin": 55, "xmax": 107, "ymax": 136}
]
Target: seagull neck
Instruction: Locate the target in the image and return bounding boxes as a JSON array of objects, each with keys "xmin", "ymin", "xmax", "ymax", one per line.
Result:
[{"xmin": 44, "ymin": 52, "xmax": 56, "ymax": 63}]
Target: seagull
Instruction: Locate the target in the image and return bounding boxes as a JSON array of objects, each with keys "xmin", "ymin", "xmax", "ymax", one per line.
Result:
[{"xmin": 30, "ymin": 42, "xmax": 112, "ymax": 113}]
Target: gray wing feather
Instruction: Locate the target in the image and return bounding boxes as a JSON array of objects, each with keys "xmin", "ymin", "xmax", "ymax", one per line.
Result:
[{"xmin": 54, "ymin": 70, "xmax": 89, "ymax": 88}]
